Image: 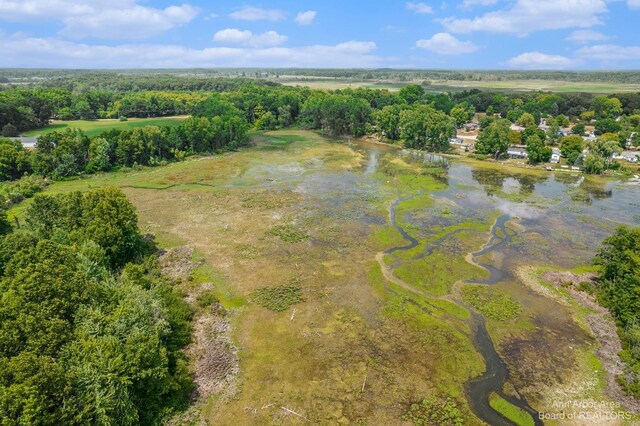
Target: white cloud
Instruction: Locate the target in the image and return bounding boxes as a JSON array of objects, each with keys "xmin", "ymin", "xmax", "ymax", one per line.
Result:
[
  {"xmin": 506, "ymin": 51, "xmax": 575, "ymax": 69},
  {"xmin": 229, "ymin": 6, "xmax": 284, "ymax": 21},
  {"xmin": 213, "ymin": 28, "xmax": 287, "ymax": 48},
  {"xmin": 406, "ymin": 2, "xmax": 434, "ymax": 14},
  {"xmin": 0, "ymin": 33, "xmax": 383, "ymax": 68},
  {"xmin": 333, "ymin": 41, "xmax": 377, "ymax": 54},
  {"xmin": 459, "ymin": 0, "xmax": 498, "ymax": 8},
  {"xmin": 0, "ymin": 1, "xmax": 199, "ymax": 40},
  {"xmin": 61, "ymin": 4, "xmax": 199, "ymax": 39},
  {"xmin": 295, "ymin": 10, "xmax": 316, "ymax": 25},
  {"xmin": 416, "ymin": 32, "xmax": 478, "ymax": 54},
  {"xmin": 629, "ymin": 0, "xmax": 640, "ymax": 9},
  {"xmin": 575, "ymin": 44, "xmax": 640, "ymax": 61},
  {"xmin": 441, "ymin": 0, "xmax": 608, "ymax": 36},
  {"xmin": 566, "ymin": 30, "xmax": 610, "ymax": 43},
  {"xmin": 0, "ymin": 0, "xmax": 132, "ymax": 21}
]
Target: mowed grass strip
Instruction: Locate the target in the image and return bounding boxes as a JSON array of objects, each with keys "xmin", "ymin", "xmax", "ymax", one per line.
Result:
[{"xmin": 22, "ymin": 116, "xmax": 187, "ymax": 138}]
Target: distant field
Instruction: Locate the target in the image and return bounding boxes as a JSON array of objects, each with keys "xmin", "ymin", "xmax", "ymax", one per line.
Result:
[
  {"xmin": 279, "ymin": 77, "xmax": 640, "ymax": 93},
  {"xmin": 431, "ymin": 79, "xmax": 640, "ymax": 93},
  {"xmin": 22, "ymin": 116, "xmax": 188, "ymax": 138},
  {"xmin": 279, "ymin": 79, "xmax": 406, "ymax": 91}
]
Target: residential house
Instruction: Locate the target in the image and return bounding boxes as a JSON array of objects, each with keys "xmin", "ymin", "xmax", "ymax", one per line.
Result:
[{"xmin": 507, "ymin": 147, "xmax": 528, "ymax": 159}]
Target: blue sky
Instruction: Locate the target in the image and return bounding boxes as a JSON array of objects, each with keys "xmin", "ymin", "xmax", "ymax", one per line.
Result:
[{"xmin": 1, "ymin": 0, "xmax": 639, "ymax": 69}]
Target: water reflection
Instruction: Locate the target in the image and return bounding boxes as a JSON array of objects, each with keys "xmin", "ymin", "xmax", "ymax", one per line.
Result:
[{"xmin": 471, "ymin": 168, "xmax": 549, "ymax": 196}]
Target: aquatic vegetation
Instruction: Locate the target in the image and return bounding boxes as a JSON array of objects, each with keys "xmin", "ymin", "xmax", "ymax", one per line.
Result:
[
  {"xmin": 402, "ymin": 397, "xmax": 465, "ymax": 426},
  {"xmin": 488, "ymin": 393, "xmax": 535, "ymax": 426},
  {"xmin": 461, "ymin": 285, "xmax": 523, "ymax": 321},
  {"xmin": 267, "ymin": 224, "xmax": 309, "ymax": 243},
  {"xmin": 250, "ymin": 285, "xmax": 304, "ymax": 311}
]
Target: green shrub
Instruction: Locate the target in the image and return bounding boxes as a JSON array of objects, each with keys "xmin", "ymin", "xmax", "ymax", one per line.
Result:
[
  {"xmin": 402, "ymin": 397, "xmax": 464, "ymax": 426},
  {"xmin": 461, "ymin": 285, "xmax": 522, "ymax": 321},
  {"xmin": 196, "ymin": 291, "xmax": 217, "ymax": 308},
  {"xmin": 250, "ymin": 285, "xmax": 303, "ymax": 311},
  {"xmin": 267, "ymin": 224, "xmax": 309, "ymax": 243}
]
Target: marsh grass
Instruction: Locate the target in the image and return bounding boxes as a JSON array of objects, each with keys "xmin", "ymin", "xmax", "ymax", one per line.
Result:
[
  {"xmin": 488, "ymin": 393, "xmax": 535, "ymax": 426},
  {"xmin": 267, "ymin": 224, "xmax": 309, "ymax": 243},
  {"xmin": 461, "ymin": 285, "xmax": 523, "ymax": 321},
  {"xmin": 250, "ymin": 284, "xmax": 304, "ymax": 311}
]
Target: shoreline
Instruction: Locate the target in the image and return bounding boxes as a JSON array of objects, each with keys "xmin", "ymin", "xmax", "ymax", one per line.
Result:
[{"xmin": 516, "ymin": 266, "xmax": 640, "ymax": 418}]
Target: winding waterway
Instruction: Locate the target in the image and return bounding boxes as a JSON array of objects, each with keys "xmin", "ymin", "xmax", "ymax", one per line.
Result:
[
  {"xmin": 383, "ymin": 194, "xmax": 542, "ymax": 425},
  {"xmin": 353, "ymin": 140, "xmax": 640, "ymax": 425}
]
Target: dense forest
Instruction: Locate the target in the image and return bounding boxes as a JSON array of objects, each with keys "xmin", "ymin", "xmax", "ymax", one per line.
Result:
[
  {"xmin": 594, "ymin": 227, "xmax": 640, "ymax": 398},
  {"xmin": 0, "ymin": 187, "xmax": 192, "ymax": 424}
]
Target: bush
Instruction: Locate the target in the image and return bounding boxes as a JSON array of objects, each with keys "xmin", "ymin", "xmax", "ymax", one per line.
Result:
[
  {"xmin": 402, "ymin": 397, "xmax": 465, "ymax": 426},
  {"xmin": 1, "ymin": 124, "xmax": 18, "ymax": 137},
  {"xmin": 0, "ymin": 175, "xmax": 49, "ymax": 206},
  {"xmin": 267, "ymin": 224, "xmax": 309, "ymax": 243},
  {"xmin": 461, "ymin": 285, "xmax": 523, "ymax": 321},
  {"xmin": 250, "ymin": 285, "xmax": 304, "ymax": 311}
]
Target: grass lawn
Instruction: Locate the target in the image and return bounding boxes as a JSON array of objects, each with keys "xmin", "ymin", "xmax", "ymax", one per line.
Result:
[{"xmin": 22, "ymin": 116, "xmax": 188, "ymax": 138}]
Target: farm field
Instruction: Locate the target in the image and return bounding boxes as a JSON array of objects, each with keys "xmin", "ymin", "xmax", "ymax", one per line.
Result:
[
  {"xmin": 14, "ymin": 130, "xmax": 640, "ymax": 425},
  {"xmin": 278, "ymin": 77, "xmax": 640, "ymax": 94},
  {"xmin": 22, "ymin": 116, "xmax": 187, "ymax": 138}
]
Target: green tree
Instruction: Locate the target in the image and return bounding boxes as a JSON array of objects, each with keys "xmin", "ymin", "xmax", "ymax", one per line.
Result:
[
  {"xmin": 571, "ymin": 122, "xmax": 586, "ymax": 136},
  {"xmin": 400, "ymin": 105, "xmax": 455, "ymax": 151},
  {"xmin": 1, "ymin": 124, "xmax": 18, "ymax": 137},
  {"xmin": 475, "ymin": 119, "xmax": 510, "ymax": 157},
  {"xmin": 595, "ymin": 118, "xmax": 622, "ymax": 135},
  {"xmin": 546, "ymin": 118, "xmax": 562, "ymax": 146},
  {"xmin": 450, "ymin": 104, "xmax": 471, "ymax": 128},
  {"xmin": 508, "ymin": 130, "xmax": 522, "ymax": 146},
  {"xmin": 583, "ymin": 153, "xmax": 606, "ymax": 174},
  {"xmin": 593, "ymin": 226, "xmax": 640, "ymax": 397},
  {"xmin": 374, "ymin": 104, "xmax": 407, "ymax": 141},
  {"xmin": 399, "ymin": 84, "xmax": 425, "ymax": 105},
  {"xmin": 518, "ymin": 112, "xmax": 536, "ymax": 128},
  {"xmin": 593, "ymin": 96, "xmax": 622, "ymax": 119},
  {"xmin": 526, "ymin": 134, "xmax": 552, "ymax": 164},
  {"xmin": 86, "ymin": 137, "xmax": 111, "ymax": 172},
  {"xmin": 560, "ymin": 135, "xmax": 584, "ymax": 165},
  {"xmin": 555, "ymin": 114, "xmax": 570, "ymax": 127}
]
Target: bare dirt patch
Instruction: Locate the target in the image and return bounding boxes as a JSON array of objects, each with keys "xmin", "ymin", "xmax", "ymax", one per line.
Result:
[{"xmin": 158, "ymin": 245, "xmax": 201, "ymax": 282}]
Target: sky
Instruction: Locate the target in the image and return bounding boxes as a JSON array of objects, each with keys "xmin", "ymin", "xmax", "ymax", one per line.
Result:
[{"xmin": 0, "ymin": 0, "xmax": 639, "ymax": 69}]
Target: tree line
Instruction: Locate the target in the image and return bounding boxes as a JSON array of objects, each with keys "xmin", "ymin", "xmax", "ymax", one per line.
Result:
[
  {"xmin": 593, "ymin": 227, "xmax": 640, "ymax": 398},
  {"xmin": 2, "ymin": 81, "xmax": 639, "ymax": 179},
  {"xmin": 0, "ymin": 186, "xmax": 193, "ymax": 424}
]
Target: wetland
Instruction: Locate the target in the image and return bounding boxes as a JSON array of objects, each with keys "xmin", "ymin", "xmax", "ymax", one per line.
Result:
[{"xmin": 23, "ymin": 130, "xmax": 640, "ymax": 425}]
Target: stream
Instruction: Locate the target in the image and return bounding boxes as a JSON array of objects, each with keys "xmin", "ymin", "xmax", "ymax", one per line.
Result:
[{"xmin": 385, "ymin": 195, "xmax": 543, "ymax": 426}]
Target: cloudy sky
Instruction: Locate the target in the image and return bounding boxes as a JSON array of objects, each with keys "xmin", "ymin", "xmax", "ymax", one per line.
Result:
[{"xmin": 0, "ymin": 0, "xmax": 639, "ymax": 69}]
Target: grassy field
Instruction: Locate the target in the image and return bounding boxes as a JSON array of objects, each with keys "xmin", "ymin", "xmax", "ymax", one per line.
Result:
[
  {"xmin": 278, "ymin": 77, "xmax": 640, "ymax": 93},
  {"xmin": 22, "ymin": 116, "xmax": 187, "ymax": 138},
  {"xmin": 13, "ymin": 130, "xmax": 637, "ymax": 425}
]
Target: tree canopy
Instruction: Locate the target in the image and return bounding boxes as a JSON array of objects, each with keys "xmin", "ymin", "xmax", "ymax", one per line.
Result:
[{"xmin": 0, "ymin": 187, "xmax": 193, "ymax": 424}]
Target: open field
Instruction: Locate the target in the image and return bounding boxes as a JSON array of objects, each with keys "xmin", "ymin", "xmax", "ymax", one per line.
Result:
[
  {"xmin": 13, "ymin": 130, "xmax": 640, "ymax": 425},
  {"xmin": 22, "ymin": 116, "xmax": 187, "ymax": 137},
  {"xmin": 279, "ymin": 77, "xmax": 640, "ymax": 93}
]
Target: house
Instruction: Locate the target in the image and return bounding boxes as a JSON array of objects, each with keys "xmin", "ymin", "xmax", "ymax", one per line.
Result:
[
  {"xmin": 464, "ymin": 122, "xmax": 479, "ymax": 131},
  {"xmin": 507, "ymin": 147, "xmax": 528, "ymax": 159},
  {"xmin": 510, "ymin": 124, "xmax": 525, "ymax": 132},
  {"xmin": 551, "ymin": 148, "xmax": 561, "ymax": 164}
]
